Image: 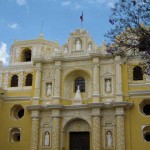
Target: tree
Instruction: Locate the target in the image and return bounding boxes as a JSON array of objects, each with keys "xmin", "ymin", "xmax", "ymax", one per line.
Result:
[{"xmin": 105, "ymin": 0, "xmax": 150, "ymax": 75}]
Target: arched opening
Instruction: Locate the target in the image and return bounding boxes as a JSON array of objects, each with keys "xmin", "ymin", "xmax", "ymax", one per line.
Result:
[
  {"xmin": 21, "ymin": 48, "xmax": 31, "ymax": 62},
  {"xmin": 11, "ymin": 75, "xmax": 18, "ymax": 87},
  {"xmin": 63, "ymin": 118, "xmax": 91, "ymax": 150},
  {"xmin": 9, "ymin": 128, "xmax": 21, "ymax": 142},
  {"xmin": 10, "ymin": 105, "xmax": 24, "ymax": 119},
  {"xmin": 74, "ymin": 77, "xmax": 85, "ymax": 92},
  {"xmin": 143, "ymin": 126, "xmax": 150, "ymax": 142},
  {"xmin": 63, "ymin": 69, "xmax": 91, "ymax": 101},
  {"xmin": 139, "ymin": 99, "xmax": 150, "ymax": 116},
  {"xmin": 25, "ymin": 74, "xmax": 33, "ymax": 86},
  {"xmin": 133, "ymin": 66, "xmax": 143, "ymax": 80}
]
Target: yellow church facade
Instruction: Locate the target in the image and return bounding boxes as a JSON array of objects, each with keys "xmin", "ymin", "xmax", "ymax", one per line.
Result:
[{"xmin": 0, "ymin": 29, "xmax": 150, "ymax": 150}]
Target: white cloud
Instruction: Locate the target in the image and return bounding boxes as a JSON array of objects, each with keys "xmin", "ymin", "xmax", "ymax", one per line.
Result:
[
  {"xmin": 62, "ymin": 1, "xmax": 71, "ymax": 6},
  {"xmin": 8, "ymin": 23, "xmax": 19, "ymax": 29},
  {"xmin": 61, "ymin": 0, "xmax": 115, "ymax": 9},
  {"xmin": 0, "ymin": 42, "xmax": 9, "ymax": 66},
  {"xmin": 16, "ymin": 0, "xmax": 27, "ymax": 6}
]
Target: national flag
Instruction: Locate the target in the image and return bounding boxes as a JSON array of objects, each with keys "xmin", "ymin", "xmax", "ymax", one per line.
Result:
[
  {"xmin": 80, "ymin": 11, "xmax": 83, "ymax": 22},
  {"xmin": 109, "ymin": 19, "xmax": 114, "ymax": 25}
]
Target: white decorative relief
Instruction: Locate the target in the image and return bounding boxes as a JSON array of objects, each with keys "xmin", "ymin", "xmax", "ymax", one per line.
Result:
[
  {"xmin": 3, "ymin": 72, "xmax": 9, "ymax": 89},
  {"xmin": 18, "ymin": 71, "xmax": 24, "ymax": 87}
]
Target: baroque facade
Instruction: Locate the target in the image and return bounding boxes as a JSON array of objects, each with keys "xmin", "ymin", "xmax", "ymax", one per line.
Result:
[{"xmin": 0, "ymin": 29, "xmax": 150, "ymax": 150}]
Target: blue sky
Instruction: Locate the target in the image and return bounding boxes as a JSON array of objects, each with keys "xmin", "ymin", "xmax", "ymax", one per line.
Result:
[{"xmin": 0, "ymin": 0, "xmax": 115, "ymax": 65}]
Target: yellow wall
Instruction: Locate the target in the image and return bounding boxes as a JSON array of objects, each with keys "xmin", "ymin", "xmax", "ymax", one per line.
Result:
[{"xmin": 0, "ymin": 101, "xmax": 32, "ymax": 150}]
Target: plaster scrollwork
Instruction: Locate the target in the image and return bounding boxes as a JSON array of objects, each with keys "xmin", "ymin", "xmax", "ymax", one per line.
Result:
[
  {"xmin": 101, "ymin": 65, "xmax": 114, "ymax": 76},
  {"xmin": 3, "ymin": 72, "xmax": 9, "ymax": 89},
  {"xmin": 65, "ymin": 119, "xmax": 90, "ymax": 132},
  {"xmin": 0, "ymin": 73, "xmax": 3, "ymax": 87},
  {"xmin": 18, "ymin": 71, "xmax": 24, "ymax": 87},
  {"xmin": 15, "ymin": 48, "xmax": 20, "ymax": 62},
  {"xmin": 102, "ymin": 110, "xmax": 116, "ymax": 126}
]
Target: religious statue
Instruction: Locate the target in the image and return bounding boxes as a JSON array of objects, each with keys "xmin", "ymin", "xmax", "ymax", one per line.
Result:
[
  {"xmin": 73, "ymin": 85, "xmax": 82, "ymax": 105},
  {"xmin": 75, "ymin": 39, "xmax": 81, "ymax": 51},
  {"xmin": 106, "ymin": 79, "xmax": 111, "ymax": 93},
  {"xmin": 106, "ymin": 131, "xmax": 112, "ymax": 147},
  {"xmin": 46, "ymin": 83, "xmax": 51, "ymax": 96},
  {"xmin": 87, "ymin": 43, "xmax": 92, "ymax": 51},
  {"xmin": 64, "ymin": 46, "xmax": 68, "ymax": 53},
  {"xmin": 44, "ymin": 131, "xmax": 50, "ymax": 146}
]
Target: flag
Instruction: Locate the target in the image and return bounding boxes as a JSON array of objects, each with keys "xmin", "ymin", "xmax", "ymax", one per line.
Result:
[
  {"xmin": 80, "ymin": 11, "xmax": 83, "ymax": 22},
  {"xmin": 109, "ymin": 19, "xmax": 114, "ymax": 25}
]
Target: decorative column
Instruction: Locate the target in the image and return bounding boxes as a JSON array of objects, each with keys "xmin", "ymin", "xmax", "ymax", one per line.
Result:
[
  {"xmin": 92, "ymin": 57, "xmax": 100, "ymax": 103},
  {"xmin": 53, "ymin": 61, "xmax": 61, "ymax": 104},
  {"xmin": 52, "ymin": 109, "xmax": 60, "ymax": 150},
  {"xmin": 30, "ymin": 110, "xmax": 40, "ymax": 150},
  {"xmin": 33, "ymin": 62, "xmax": 42, "ymax": 104},
  {"xmin": 92, "ymin": 108, "xmax": 101, "ymax": 150},
  {"xmin": 115, "ymin": 56, "xmax": 123, "ymax": 101},
  {"xmin": 116, "ymin": 107, "xmax": 125, "ymax": 150}
]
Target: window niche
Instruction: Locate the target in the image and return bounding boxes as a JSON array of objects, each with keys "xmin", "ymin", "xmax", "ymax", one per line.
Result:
[
  {"xmin": 25, "ymin": 74, "xmax": 33, "ymax": 86},
  {"xmin": 11, "ymin": 75, "xmax": 18, "ymax": 87},
  {"xmin": 142, "ymin": 125, "xmax": 150, "ymax": 142},
  {"xmin": 9, "ymin": 128, "xmax": 21, "ymax": 142},
  {"xmin": 74, "ymin": 77, "xmax": 85, "ymax": 93},
  {"xmin": 139, "ymin": 99, "xmax": 150, "ymax": 116},
  {"xmin": 133, "ymin": 66, "xmax": 143, "ymax": 81},
  {"xmin": 10, "ymin": 105, "xmax": 24, "ymax": 119}
]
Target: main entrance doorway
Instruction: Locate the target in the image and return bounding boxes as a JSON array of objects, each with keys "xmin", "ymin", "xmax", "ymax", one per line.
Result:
[{"xmin": 69, "ymin": 132, "xmax": 90, "ymax": 150}]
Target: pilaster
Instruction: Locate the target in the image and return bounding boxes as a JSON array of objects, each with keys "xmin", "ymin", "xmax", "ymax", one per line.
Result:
[
  {"xmin": 116, "ymin": 107, "xmax": 125, "ymax": 150},
  {"xmin": 33, "ymin": 62, "xmax": 42, "ymax": 104},
  {"xmin": 92, "ymin": 108, "xmax": 101, "ymax": 150},
  {"xmin": 30, "ymin": 110, "xmax": 40, "ymax": 150},
  {"xmin": 52, "ymin": 109, "xmax": 61, "ymax": 150},
  {"xmin": 92, "ymin": 57, "xmax": 100, "ymax": 103},
  {"xmin": 53, "ymin": 61, "xmax": 61, "ymax": 104},
  {"xmin": 115, "ymin": 56, "xmax": 123, "ymax": 101}
]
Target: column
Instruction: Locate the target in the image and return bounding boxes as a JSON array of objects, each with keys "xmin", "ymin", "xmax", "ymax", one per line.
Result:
[
  {"xmin": 52, "ymin": 109, "xmax": 60, "ymax": 150},
  {"xmin": 116, "ymin": 107, "xmax": 125, "ymax": 150},
  {"xmin": 92, "ymin": 57, "xmax": 100, "ymax": 103},
  {"xmin": 92, "ymin": 108, "xmax": 101, "ymax": 150},
  {"xmin": 115, "ymin": 56, "xmax": 123, "ymax": 101},
  {"xmin": 30, "ymin": 110, "xmax": 40, "ymax": 150},
  {"xmin": 33, "ymin": 62, "xmax": 42, "ymax": 104},
  {"xmin": 53, "ymin": 61, "xmax": 61, "ymax": 104}
]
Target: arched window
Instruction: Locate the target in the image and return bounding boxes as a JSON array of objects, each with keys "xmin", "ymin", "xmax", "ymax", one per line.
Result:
[
  {"xmin": 11, "ymin": 75, "xmax": 18, "ymax": 87},
  {"xmin": 139, "ymin": 36, "xmax": 149, "ymax": 52},
  {"xmin": 143, "ymin": 126, "xmax": 150, "ymax": 142},
  {"xmin": 22, "ymin": 49, "xmax": 31, "ymax": 62},
  {"xmin": 133, "ymin": 66, "xmax": 143, "ymax": 80},
  {"xmin": 25, "ymin": 74, "xmax": 33, "ymax": 86},
  {"xmin": 9, "ymin": 128, "xmax": 21, "ymax": 142},
  {"xmin": 75, "ymin": 77, "xmax": 85, "ymax": 92}
]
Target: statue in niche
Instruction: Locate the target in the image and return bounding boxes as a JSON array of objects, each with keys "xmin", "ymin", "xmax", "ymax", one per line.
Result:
[
  {"xmin": 46, "ymin": 83, "xmax": 51, "ymax": 96},
  {"xmin": 87, "ymin": 43, "xmax": 92, "ymax": 51},
  {"xmin": 44, "ymin": 131, "xmax": 50, "ymax": 146},
  {"xmin": 106, "ymin": 79, "xmax": 111, "ymax": 93},
  {"xmin": 75, "ymin": 39, "xmax": 81, "ymax": 51},
  {"xmin": 106, "ymin": 131, "xmax": 113, "ymax": 147},
  {"xmin": 64, "ymin": 46, "xmax": 68, "ymax": 53}
]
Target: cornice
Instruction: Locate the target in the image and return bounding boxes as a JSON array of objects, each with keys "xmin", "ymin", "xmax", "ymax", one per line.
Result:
[
  {"xmin": 128, "ymin": 90, "xmax": 150, "ymax": 96},
  {"xmin": 26, "ymin": 101, "xmax": 134, "ymax": 111}
]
